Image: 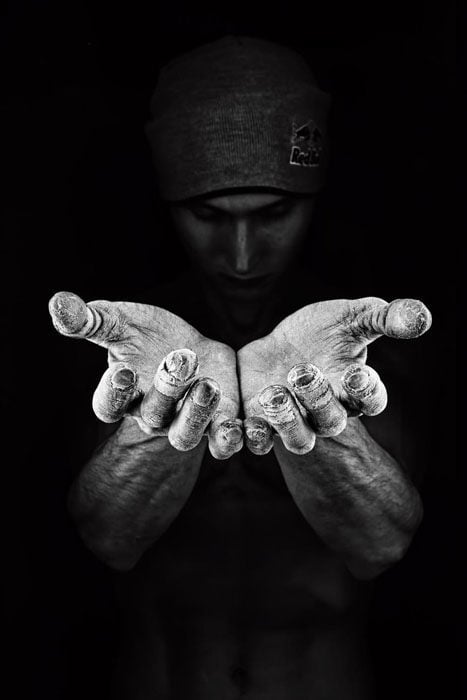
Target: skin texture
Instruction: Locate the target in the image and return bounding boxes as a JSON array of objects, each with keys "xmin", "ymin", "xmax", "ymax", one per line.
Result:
[
  {"xmin": 49, "ymin": 292, "xmax": 242, "ymax": 459},
  {"xmin": 52, "ymin": 192, "xmax": 432, "ymax": 699},
  {"xmin": 239, "ymin": 296, "xmax": 432, "ymax": 454},
  {"xmin": 237, "ymin": 296, "xmax": 429, "ymax": 578}
]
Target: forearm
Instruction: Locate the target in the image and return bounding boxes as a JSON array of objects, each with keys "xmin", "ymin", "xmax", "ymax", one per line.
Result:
[
  {"xmin": 68, "ymin": 417, "xmax": 206, "ymax": 570},
  {"xmin": 274, "ymin": 417, "xmax": 423, "ymax": 579}
]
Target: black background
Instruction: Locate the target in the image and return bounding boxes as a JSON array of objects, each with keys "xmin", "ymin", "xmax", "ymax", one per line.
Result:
[{"xmin": 3, "ymin": 1, "xmax": 459, "ymax": 698}]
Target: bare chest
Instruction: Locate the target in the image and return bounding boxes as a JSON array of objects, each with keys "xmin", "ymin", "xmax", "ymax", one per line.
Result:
[{"xmin": 124, "ymin": 448, "xmax": 364, "ymax": 628}]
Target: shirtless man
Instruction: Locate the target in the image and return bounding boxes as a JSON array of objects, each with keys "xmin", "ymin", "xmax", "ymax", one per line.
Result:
[{"xmin": 49, "ymin": 37, "xmax": 431, "ymax": 699}]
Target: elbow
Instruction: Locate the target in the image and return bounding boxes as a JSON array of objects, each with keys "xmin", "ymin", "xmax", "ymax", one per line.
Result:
[
  {"xmin": 93, "ymin": 545, "xmax": 142, "ymax": 572},
  {"xmin": 80, "ymin": 530, "xmax": 144, "ymax": 572},
  {"xmin": 348, "ymin": 493, "xmax": 424, "ymax": 581},
  {"xmin": 67, "ymin": 489, "xmax": 143, "ymax": 572},
  {"xmin": 347, "ymin": 540, "xmax": 412, "ymax": 581}
]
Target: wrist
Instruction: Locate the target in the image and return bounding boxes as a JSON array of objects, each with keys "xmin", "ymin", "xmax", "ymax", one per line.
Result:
[
  {"xmin": 314, "ymin": 415, "xmax": 366, "ymax": 448},
  {"xmin": 111, "ymin": 416, "xmax": 169, "ymax": 448}
]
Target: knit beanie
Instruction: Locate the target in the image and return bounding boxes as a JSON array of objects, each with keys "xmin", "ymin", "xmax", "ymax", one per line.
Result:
[{"xmin": 145, "ymin": 36, "xmax": 331, "ymax": 201}]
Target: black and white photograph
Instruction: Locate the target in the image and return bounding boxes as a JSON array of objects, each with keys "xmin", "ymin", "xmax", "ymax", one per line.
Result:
[{"xmin": 4, "ymin": 2, "xmax": 459, "ymax": 699}]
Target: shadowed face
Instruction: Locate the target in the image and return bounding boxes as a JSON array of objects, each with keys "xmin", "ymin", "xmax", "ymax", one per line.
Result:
[{"xmin": 169, "ymin": 192, "xmax": 315, "ymax": 298}]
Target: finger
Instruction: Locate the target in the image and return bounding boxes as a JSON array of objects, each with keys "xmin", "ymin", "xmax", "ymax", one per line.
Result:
[
  {"xmin": 168, "ymin": 378, "xmax": 220, "ymax": 451},
  {"xmin": 352, "ymin": 297, "xmax": 432, "ymax": 342},
  {"xmin": 341, "ymin": 364, "xmax": 388, "ymax": 416},
  {"xmin": 244, "ymin": 416, "xmax": 274, "ymax": 455},
  {"xmin": 208, "ymin": 417, "xmax": 243, "ymax": 460},
  {"xmin": 288, "ymin": 363, "xmax": 347, "ymax": 437},
  {"xmin": 48, "ymin": 291, "xmax": 124, "ymax": 347},
  {"xmin": 207, "ymin": 392, "xmax": 244, "ymax": 459},
  {"xmin": 258, "ymin": 385, "xmax": 316, "ymax": 455},
  {"xmin": 140, "ymin": 349, "xmax": 199, "ymax": 429},
  {"xmin": 92, "ymin": 363, "xmax": 138, "ymax": 423}
]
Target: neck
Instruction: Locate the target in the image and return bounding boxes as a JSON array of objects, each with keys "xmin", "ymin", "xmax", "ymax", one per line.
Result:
[{"xmin": 196, "ymin": 276, "xmax": 283, "ymax": 349}]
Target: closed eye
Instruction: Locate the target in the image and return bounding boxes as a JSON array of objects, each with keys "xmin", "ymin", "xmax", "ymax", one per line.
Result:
[
  {"xmin": 188, "ymin": 204, "xmax": 221, "ymax": 221},
  {"xmin": 257, "ymin": 200, "xmax": 295, "ymax": 220}
]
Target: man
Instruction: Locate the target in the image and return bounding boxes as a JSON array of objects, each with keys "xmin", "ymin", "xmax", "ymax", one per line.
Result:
[{"xmin": 49, "ymin": 36, "xmax": 431, "ymax": 699}]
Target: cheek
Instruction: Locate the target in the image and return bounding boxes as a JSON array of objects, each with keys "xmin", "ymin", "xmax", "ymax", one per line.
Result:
[
  {"xmin": 179, "ymin": 229, "xmax": 219, "ymax": 268},
  {"xmin": 270, "ymin": 205, "xmax": 314, "ymax": 259},
  {"xmin": 265, "ymin": 227, "xmax": 306, "ymax": 262}
]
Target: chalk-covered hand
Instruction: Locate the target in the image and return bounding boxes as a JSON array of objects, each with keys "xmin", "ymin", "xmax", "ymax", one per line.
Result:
[
  {"xmin": 49, "ymin": 292, "xmax": 242, "ymax": 459},
  {"xmin": 238, "ymin": 297, "xmax": 431, "ymax": 455}
]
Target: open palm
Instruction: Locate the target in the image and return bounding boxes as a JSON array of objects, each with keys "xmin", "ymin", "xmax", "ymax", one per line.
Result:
[
  {"xmin": 239, "ymin": 297, "xmax": 431, "ymax": 454},
  {"xmin": 49, "ymin": 291, "xmax": 242, "ymax": 458}
]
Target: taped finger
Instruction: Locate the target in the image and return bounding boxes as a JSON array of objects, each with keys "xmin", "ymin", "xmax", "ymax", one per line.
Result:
[
  {"xmin": 341, "ymin": 364, "xmax": 388, "ymax": 416},
  {"xmin": 168, "ymin": 378, "xmax": 220, "ymax": 451},
  {"xmin": 92, "ymin": 363, "xmax": 137, "ymax": 423},
  {"xmin": 244, "ymin": 416, "xmax": 274, "ymax": 455},
  {"xmin": 208, "ymin": 417, "xmax": 243, "ymax": 460},
  {"xmin": 258, "ymin": 385, "xmax": 316, "ymax": 455},
  {"xmin": 140, "ymin": 349, "xmax": 198, "ymax": 429},
  {"xmin": 288, "ymin": 363, "xmax": 347, "ymax": 436}
]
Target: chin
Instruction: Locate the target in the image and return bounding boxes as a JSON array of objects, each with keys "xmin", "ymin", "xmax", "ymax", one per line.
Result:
[
  {"xmin": 222, "ymin": 286, "xmax": 268, "ymax": 301},
  {"xmin": 215, "ymin": 271, "xmax": 277, "ymax": 294}
]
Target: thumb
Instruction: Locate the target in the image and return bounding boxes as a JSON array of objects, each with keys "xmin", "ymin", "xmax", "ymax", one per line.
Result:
[
  {"xmin": 49, "ymin": 291, "xmax": 124, "ymax": 349},
  {"xmin": 351, "ymin": 297, "xmax": 432, "ymax": 342}
]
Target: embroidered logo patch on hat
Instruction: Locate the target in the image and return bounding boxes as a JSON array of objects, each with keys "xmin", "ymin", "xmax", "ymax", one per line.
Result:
[{"xmin": 289, "ymin": 120, "xmax": 322, "ymax": 167}]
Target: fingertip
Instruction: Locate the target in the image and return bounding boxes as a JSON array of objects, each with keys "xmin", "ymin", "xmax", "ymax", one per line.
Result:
[
  {"xmin": 209, "ymin": 419, "xmax": 244, "ymax": 459},
  {"xmin": 165, "ymin": 349, "xmax": 199, "ymax": 382},
  {"xmin": 362, "ymin": 395, "xmax": 387, "ymax": 416},
  {"xmin": 342, "ymin": 365, "xmax": 373, "ymax": 393},
  {"xmin": 288, "ymin": 363, "xmax": 347, "ymax": 436},
  {"xmin": 386, "ymin": 299, "xmax": 432, "ymax": 339},
  {"xmin": 49, "ymin": 291, "xmax": 91, "ymax": 335},
  {"xmin": 342, "ymin": 364, "xmax": 388, "ymax": 416},
  {"xmin": 258, "ymin": 385, "xmax": 288, "ymax": 409},
  {"xmin": 92, "ymin": 363, "xmax": 137, "ymax": 424},
  {"xmin": 110, "ymin": 365, "xmax": 137, "ymax": 391},
  {"xmin": 288, "ymin": 363, "xmax": 327, "ymax": 409},
  {"xmin": 154, "ymin": 349, "xmax": 199, "ymax": 400},
  {"xmin": 244, "ymin": 417, "xmax": 274, "ymax": 455},
  {"xmin": 287, "ymin": 362, "xmax": 320, "ymax": 390},
  {"xmin": 257, "ymin": 386, "xmax": 316, "ymax": 454},
  {"xmin": 190, "ymin": 378, "xmax": 221, "ymax": 408},
  {"xmin": 244, "ymin": 416, "xmax": 270, "ymax": 439}
]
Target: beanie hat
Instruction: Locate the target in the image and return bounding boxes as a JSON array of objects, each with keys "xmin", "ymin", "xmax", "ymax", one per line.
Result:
[{"xmin": 145, "ymin": 35, "xmax": 331, "ymax": 201}]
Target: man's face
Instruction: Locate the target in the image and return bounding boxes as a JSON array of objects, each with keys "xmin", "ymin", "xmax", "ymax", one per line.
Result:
[{"xmin": 169, "ymin": 192, "xmax": 315, "ymax": 298}]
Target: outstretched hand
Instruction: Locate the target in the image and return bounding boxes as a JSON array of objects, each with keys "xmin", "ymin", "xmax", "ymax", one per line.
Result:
[
  {"xmin": 49, "ymin": 293, "xmax": 432, "ymax": 460},
  {"xmin": 49, "ymin": 291, "xmax": 243, "ymax": 459},
  {"xmin": 238, "ymin": 297, "xmax": 431, "ymax": 455}
]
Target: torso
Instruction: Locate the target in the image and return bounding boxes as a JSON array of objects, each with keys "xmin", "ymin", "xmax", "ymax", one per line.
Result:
[
  {"xmin": 108, "ymin": 274, "xmax": 404, "ymax": 699},
  {"xmin": 111, "ymin": 446, "xmax": 375, "ymax": 699}
]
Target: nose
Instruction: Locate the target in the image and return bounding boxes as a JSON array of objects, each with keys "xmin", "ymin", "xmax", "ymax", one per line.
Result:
[{"xmin": 232, "ymin": 220, "xmax": 253, "ymax": 275}]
